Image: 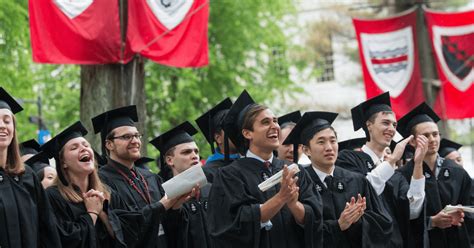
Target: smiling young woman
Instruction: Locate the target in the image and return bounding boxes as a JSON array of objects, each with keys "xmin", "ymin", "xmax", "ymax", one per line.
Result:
[
  {"xmin": 42, "ymin": 121, "xmax": 144, "ymax": 248},
  {"xmin": 0, "ymin": 87, "xmax": 61, "ymax": 248}
]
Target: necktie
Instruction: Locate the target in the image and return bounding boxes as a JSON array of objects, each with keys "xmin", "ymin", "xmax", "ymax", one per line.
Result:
[
  {"xmin": 263, "ymin": 161, "xmax": 271, "ymax": 169},
  {"xmin": 324, "ymin": 175, "xmax": 333, "ymax": 190}
]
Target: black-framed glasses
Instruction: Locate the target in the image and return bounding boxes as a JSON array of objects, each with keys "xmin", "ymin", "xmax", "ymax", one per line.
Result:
[{"xmin": 110, "ymin": 133, "xmax": 143, "ymax": 141}]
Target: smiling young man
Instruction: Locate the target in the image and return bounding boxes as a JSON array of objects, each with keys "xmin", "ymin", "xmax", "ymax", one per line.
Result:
[
  {"xmin": 397, "ymin": 103, "xmax": 473, "ymax": 248},
  {"xmin": 284, "ymin": 111, "xmax": 392, "ymax": 247},
  {"xmin": 207, "ymin": 90, "xmax": 323, "ymax": 248},
  {"xmin": 92, "ymin": 105, "xmax": 187, "ymax": 248},
  {"xmin": 336, "ymin": 92, "xmax": 426, "ymax": 247},
  {"xmin": 151, "ymin": 121, "xmax": 211, "ymax": 248}
]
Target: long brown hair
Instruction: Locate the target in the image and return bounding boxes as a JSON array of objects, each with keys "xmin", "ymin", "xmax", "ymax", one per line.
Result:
[
  {"xmin": 5, "ymin": 114, "xmax": 25, "ymax": 175},
  {"xmin": 56, "ymin": 146, "xmax": 110, "ymax": 203}
]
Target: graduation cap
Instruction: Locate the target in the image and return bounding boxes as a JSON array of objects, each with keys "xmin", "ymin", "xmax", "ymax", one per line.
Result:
[
  {"xmin": 195, "ymin": 97, "xmax": 233, "ymax": 154},
  {"xmin": 278, "ymin": 111, "xmax": 301, "ymax": 127},
  {"xmin": 25, "ymin": 151, "xmax": 51, "ymax": 178},
  {"xmin": 439, "ymin": 138, "xmax": 462, "ymax": 158},
  {"xmin": 0, "ymin": 87, "xmax": 23, "ymax": 114},
  {"xmin": 135, "ymin": 157, "xmax": 155, "ymax": 170},
  {"xmin": 222, "ymin": 90, "xmax": 256, "ymax": 154},
  {"xmin": 351, "ymin": 92, "xmax": 392, "ymax": 141},
  {"xmin": 283, "ymin": 111, "xmax": 338, "ymax": 162},
  {"xmin": 277, "ymin": 111, "xmax": 302, "ymax": 162},
  {"xmin": 338, "ymin": 137, "xmax": 366, "ymax": 152},
  {"xmin": 396, "ymin": 102, "xmax": 440, "ymax": 138},
  {"xmin": 19, "ymin": 139, "xmax": 41, "ymax": 156},
  {"xmin": 41, "ymin": 121, "xmax": 88, "ymax": 186},
  {"xmin": 91, "ymin": 105, "xmax": 139, "ymax": 156},
  {"xmin": 150, "ymin": 121, "xmax": 198, "ymax": 181}
]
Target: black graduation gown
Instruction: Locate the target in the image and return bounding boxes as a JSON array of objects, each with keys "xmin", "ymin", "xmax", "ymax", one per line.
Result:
[
  {"xmin": 305, "ymin": 166, "xmax": 393, "ymax": 247},
  {"xmin": 398, "ymin": 158, "xmax": 472, "ymax": 248},
  {"xmin": 165, "ymin": 184, "xmax": 212, "ymax": 248},
  {"xmin": 336, "ymin": 149, "xmax": 422, "ymax": 248},
  {"xmin": 207, "ymin": 157, "xmax": 323, "ymax": 248},
  {"xmin": 46, "ymin": 186, "xmax": 144, "ymax": 248},
  {"xmin": 99, "ymin": 159, "xmax": 178, "ymax": 248},
  {"xmin": 0, "ymin": 166, "xmax": 62, "ymax": 248},
  {"xmin": 203, "ymin": 159, "xmax": 234, "ymax": 183}
]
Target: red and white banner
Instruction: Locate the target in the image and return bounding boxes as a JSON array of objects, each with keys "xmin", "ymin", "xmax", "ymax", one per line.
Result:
[
  {"xmin": 29, "ymin": 0, "xmax": 123, "ymax": 64},
  {"xmin": 426, "ymin": 8, "xmax": 474, "ymax": 119},
  {"xmin": 126, "ymin": 0, "xmax": 209, "ymax": 67},
  {"xmin": 353, "ymin": 8, "xmax": 424, "ymax": 117}
]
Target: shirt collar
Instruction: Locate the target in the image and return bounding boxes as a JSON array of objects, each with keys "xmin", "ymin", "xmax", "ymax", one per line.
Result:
[
  {"xmin": 361, "ymin": 145, "xmax": 384, "ymax": 164},
  {"xmin": 246, "ymin": 150, "xmax": 273, "ymax": 163},
  {"xmin": 312, "ymin": 165, "xmax": 334, "ymax": 183}
]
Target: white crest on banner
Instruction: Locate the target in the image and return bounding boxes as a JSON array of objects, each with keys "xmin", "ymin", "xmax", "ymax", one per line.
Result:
[
  {"xmin": 361, "ymin": 27, "xmax": 414, "ymax": 97},
  {"xmin": 147, "ymin": 0, "xmax": 194, "ymax": 30},
  {"xmin": 53, "ymin": 0, "xmax": 94, "ymax": 19},
  {"xmin": 432, "ymin": 24, "xmax": 474, "ymax": 92}
]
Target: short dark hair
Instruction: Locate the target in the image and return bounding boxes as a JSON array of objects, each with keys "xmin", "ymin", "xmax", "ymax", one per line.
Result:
[{"xmin": 304, "ymin": 126, "xmax": 338, "ymax": 147}]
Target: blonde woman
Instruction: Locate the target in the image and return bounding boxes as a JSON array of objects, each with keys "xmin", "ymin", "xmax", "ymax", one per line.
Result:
[
  {"xmin": 42, "ymin": 121, "xmax": 142, "ymax": 248},
  {"xmin": 0, "ymin": 87, "xmax": 61, "ymax": 247}
]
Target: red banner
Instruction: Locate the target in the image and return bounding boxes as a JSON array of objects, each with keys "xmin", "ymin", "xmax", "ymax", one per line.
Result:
[
  {"xmin": 126, "ymin": 0, "xmax": 209, "ymax": 67},
  {"xmin": 353, "ymin": 8, "xmax": 425, "ymax": 118},
  {"xmin": 29, "ymin": 0, "xmax": 123, "ymax": 64},
  {"xmin": 425, "ymin": 8, "xmax": 474, "ymax": 119}
]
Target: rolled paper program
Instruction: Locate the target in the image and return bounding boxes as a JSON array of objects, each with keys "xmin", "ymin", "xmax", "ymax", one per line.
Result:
[
  {"xmin": 443, "ymin": 204, "xmax": 474, "ymax": 214},
  {"xmin": 162, "ymin": 164, "xmax": 208, "ymax": 199},
  {"xmin": 258, "ymin": 163, "xmax": 300, "ymax": 192}
]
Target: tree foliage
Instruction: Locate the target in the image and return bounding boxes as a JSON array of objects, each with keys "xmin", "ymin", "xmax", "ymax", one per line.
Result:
[{"xmin": 1, "ymin": 0, "xmax": 303, "ymax": 165}]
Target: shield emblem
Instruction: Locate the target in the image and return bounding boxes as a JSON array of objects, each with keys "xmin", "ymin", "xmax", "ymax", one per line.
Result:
[
  {"xmin": 54, "ymin": 0, "xmax": 94, "ymax": 19},
  {"xmin": 147, "ymin": 0, "xmax": 194, "ymax": 30},
  {"xmin": 361, "ymin": 27, "xmax": 415, "ymax": 97},
  {"xmin": 432, "ymin": 24, "xmax": 474, "ymax": 92}
]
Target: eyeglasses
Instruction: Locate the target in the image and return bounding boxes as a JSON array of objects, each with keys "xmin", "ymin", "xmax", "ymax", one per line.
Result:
[{"xmin": 110, "ymin": 133, "xmax": 143, "ymax": 141}]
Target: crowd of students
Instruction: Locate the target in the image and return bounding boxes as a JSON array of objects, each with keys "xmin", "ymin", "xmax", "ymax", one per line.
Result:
[{"xmin": 0, "ymin": 86, "xmax": 472, "ymax": 248}]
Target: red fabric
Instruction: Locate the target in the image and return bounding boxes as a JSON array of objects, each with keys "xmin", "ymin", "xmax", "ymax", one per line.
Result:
[
  {"xmin": 126, "ymin": 0, "xmax": 209, "ymax": 67},
  {"xmin": 353, "ymin": 8, "xmax": 425, "ymax": 118},
  {"xmin": 28, "ymin": 0, "xmax": 123, "ymax": 64},
  {"xmin": 425, "ymin": 8, "xmax": 474, "ymax": 119}
]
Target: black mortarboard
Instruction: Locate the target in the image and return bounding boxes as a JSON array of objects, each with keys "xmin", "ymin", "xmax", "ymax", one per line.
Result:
[
  {"xmin": 25, "ymin": 151, "xmax": 50, "ymax": 168},
  {"xmin": 338, "ymin": 137, "xmax": 367, "ymax": 151},
  {"xmin": 351, "ymin": 92, "xmax": 392, "ymax": 141},
  {"xmin": 222, "ymin": 90, "xmax": 256, "ymax": 154},
  {"xmin": 396, "ymin": 102, "xmax": 440, "ymax": 138},
  {"xmin": 439, "ymin": 138, "xmax": 462, "ymax": 158},
  {"xmin": 135, "ymin": 157, "xmax": 155, "ymax": 170},
  {"xmin": 20, "ymin": 139, "xmax": 41, "ymax": 156},
  {"xmin": 195, "ymin": 97, "xmax": 233, "ymax": 153},
  {"xmin": 278, "ymin": 111, "xmax": 301, "ymax": 127},
  {"xmin": 283, "ymin": 111, "xmax": 338, "ymax": 147},
  {"xmin": 91, "ymin": 105, "xmax": 139, "ymax": 156},
  {"xmin": 278, "ymin": 111, "xmax": 302, "ymax": 163},
  {"xmin": 25, "ymin": 151, "xmax": 50, "ymax": 180},
  {"xmin": 41, "ymin": 121, "xmax": 88, "ymax": 186},
  {"xmin": 150, "ymin": 121, "xmax": 198, "ymax": 181},
  {"xmin": 0, "ymin": 87, "xmax": 23, "ymax": 114}
]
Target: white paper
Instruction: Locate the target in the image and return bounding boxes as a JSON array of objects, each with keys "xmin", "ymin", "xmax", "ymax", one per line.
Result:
[
  {"xmin": 162, "ymin": 164, "xmax": 208, "ymax": 199},
  {"xmin": 442, "ymin": 204, "xmax": 474, "ymax": 214},
  {"xmin": 258, "ymin": 163, "xmax": 300, "ymax": 192}
]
